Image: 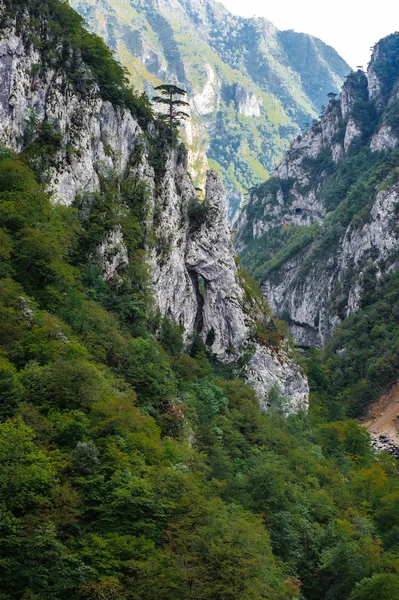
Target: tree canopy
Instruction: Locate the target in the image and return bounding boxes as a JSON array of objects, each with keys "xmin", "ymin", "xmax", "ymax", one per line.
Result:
[{"xmin": 152, "ymin": 83, "xmax": 190, "ymax": 134}]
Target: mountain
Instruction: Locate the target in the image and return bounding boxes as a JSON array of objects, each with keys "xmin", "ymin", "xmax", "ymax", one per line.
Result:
[
  {"xmin": 69, "ymin": 0, "xmax": 350, "ymax": 218},
  {"xmin": 237, "ymin": 32, "xmax": 399, "ymax": 414},
  {"xmin": 0, "ymin": 0, "xmax": 307, "ymax": 406},
  {"xmin": 4, "ymin": 1, "xmax": 399, "ymax": 599}
]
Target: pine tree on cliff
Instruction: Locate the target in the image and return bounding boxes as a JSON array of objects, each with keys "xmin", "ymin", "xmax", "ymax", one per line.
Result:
[{"xmin": 152, "ymin": 84, "xmax": 190, "ymax": 135}]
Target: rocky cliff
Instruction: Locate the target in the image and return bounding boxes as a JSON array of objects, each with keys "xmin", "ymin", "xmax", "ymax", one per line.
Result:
[
  {"xmin": 0, "ymin": 0, "xmax": 308, "ymax": 409},
  {"xmin": 69, "ymin": 0, "xmax": 350, "ymax": 220},
  {"xmin": 238, "ymin": 33, "xmax": 399, "ymax": 348}
]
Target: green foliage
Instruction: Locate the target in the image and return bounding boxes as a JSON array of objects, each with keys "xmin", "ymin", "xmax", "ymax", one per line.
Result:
[
  {"xmin": 0, "ymin": 417, "xmax": 57, "ymax": 513},
  {"xmin": 48, "ymin": 409, "xmax": 90, "ymax": 447},
  {"xmin": 320, "ymin": 148, "xmax": 380, "ymax": 213},
  {"xmin": 2, "ymin": 0, "xmax": 153, "ymax": 125},
  {"xmin": 372, "ymin": 33, "xmax": 399, "ymax": 100},
  {"xmin": 73, "ymin": 166, "xmax": 152, "ymax": 337},
  {"xmin": 22, "ymin": 115, "xmax": 64, "ymax": 183},
  {"xmin": 317, "ymin": 270, "xmax": 399, "ymax": 417},
  {"xmin": 2, "ymin": 189, "xmax": 399, "ymax": 600},
  {"xmin": 123, "ymin": 338, "xmax": 178, "ymax": 412},
  {"xmin": 384, "ymin": 98, "xmax": 399, "ymax": 135},
  {"xmin": 187, "ymin": 196, "xmax": 217, "ymax": 232},
  {"xmin": 184, "ymin": 378, "xmax": 228, "ymax": 424},
  {"xmin": 152, "ymin": 84, "xmax": 190, "ymax": 135},
  {"xmin": 207, "ymin": 104, "xmax": 280, "ymax": 208},
  {"xmin": 71, "ymin": 441, "xmax": 100, "ymax": 475},
  {"xmin": 350, "ymin": 573, "xmax": 399, "ymax": 600},
  {"xmin": 157, "ymin": 315, "xmax": 185, "ymax": 357},
  {"xmin": 0, "ymin": 355, "xmax": 23, "ymax": 416},
  {"xmin": 241, "ymin": 224, "xmax": 320, "ymax": 282},
  {"xmin": 234, "ymin": 264, "xmax": 288, "ymax": 350},
  {"xmin": 0, "ymin": 24, "xmax": 396, "ymax": 597}
]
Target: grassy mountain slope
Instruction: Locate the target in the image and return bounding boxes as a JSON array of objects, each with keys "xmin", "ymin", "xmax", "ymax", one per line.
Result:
[{"xmin": 69, "ymin": 0, "xmax": 350, "ymax": 217}]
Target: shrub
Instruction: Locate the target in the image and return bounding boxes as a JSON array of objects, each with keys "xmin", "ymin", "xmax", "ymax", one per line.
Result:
[{"xmin": 187, "ymin": 197, "xmax": 216, "ymax": 232}]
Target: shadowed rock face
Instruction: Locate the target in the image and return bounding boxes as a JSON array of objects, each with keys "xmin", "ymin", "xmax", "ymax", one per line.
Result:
[
  {"xmin": 150, "ymin": 162, "xmax": 308, "ymax": 411},
  {"xmin": 0, "ymin": 14, "xmax": 308, "ymax": 410},
  {"xmin": 237, "ymin": 34, "xmax": 399, "ymax": 348}
]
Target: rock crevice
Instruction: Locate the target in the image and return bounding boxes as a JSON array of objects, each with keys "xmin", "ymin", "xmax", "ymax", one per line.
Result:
[{"xmin": 0, "ymin": 18, "xmax": 308, "ymax": 410}]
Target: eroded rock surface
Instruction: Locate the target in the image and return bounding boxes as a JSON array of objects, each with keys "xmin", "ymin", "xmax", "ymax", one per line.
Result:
[
  {"xmin": 0, "ymin": 18, "xmax": 308, "ymax": 409},
  {"xmin": 237, "ymin": 37, "xmax": 399, "ymax": 348}
]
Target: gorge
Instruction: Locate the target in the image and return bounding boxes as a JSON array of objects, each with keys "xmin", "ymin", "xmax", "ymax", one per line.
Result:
[{"xmin": 1, "ymin": 1, "xmax": 399, "ymax": 599}]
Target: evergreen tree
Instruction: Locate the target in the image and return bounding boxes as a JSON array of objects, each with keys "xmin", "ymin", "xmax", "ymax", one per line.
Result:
[{"xmin": 152, "ymin": 84, "xmax": 190, "ymax": 135}]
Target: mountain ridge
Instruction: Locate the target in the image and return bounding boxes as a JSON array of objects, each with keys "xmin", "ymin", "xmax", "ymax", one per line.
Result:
[
  {"xmin": 69, "ymin": 0, "xmax": 350, "ymax": 218},
  {"xmin": 237, "ymin": 31, "xmax": 399, "ymax": 414},
  {"xmin": 0, "ymin": 0, "xmax": 308, "ymax": 408}
]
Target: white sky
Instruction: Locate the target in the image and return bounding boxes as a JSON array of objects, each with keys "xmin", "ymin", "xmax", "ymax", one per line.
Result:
[{"xmin": 219, "ymin": 0, "xmax": 399, "ymax": 69}]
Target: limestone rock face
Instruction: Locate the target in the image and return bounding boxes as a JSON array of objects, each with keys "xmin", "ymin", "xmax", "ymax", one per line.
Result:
[
  {"xmin": 0, "ymin": 31, "xmax": 141, "ymax": 205},
  {"xmin": 0, "ymin": 19, "xmax": 308, "ymax": 410},
  {"xmin": 260, "ymin": 181, "xmax": 399, "ymax": 348},
  {"xmin": 343, "ymin": 117, "xmax": 362, "ymax": 152},
  {"xmin": 370, "ymin": 124, "xmax": 397, "ymax": 152},
  {"xmin": 149, "ymin": 156, "xmax": 308, "ymax": 410},
  {"xmin": 234, "ymin": 84, "xmax": 261, "ymax": 117},
  {"xmin": 150, "ymin": 163, "xmax": 249, "ymax": 361},
  {"xmin": 236, "ymin": 96, "xmax": 342, "ymax": 251},
  {"xmin": 192, "ymin": 64, "xmax": 218, "ymax": 116},
  {"xmin": 367, "ymin": 53, "xmax": 383, "ymax": 103},
  {"xmin": 237, "ymin": 37, "xmax": 399, "ymax": 348}
]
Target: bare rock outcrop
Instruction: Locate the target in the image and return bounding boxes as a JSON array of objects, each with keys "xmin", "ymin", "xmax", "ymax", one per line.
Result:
[
  {"xmin": 237, "ymin": 37, "xmax": 399, "ymax": 348},
  {"xmin": 0, "ymin": 16, "xmax": 308, "ymax": 410}
]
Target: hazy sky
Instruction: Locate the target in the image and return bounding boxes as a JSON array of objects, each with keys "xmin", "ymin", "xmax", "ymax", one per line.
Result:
[{"xmin": 219, "ymin": 0, "xmax": 399, "ymax": 69}]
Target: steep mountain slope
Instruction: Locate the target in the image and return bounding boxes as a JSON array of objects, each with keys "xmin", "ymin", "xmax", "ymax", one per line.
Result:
[
  {"xmin": 238, "ymin": 33, "xmax": 399, "ymax": 350},
  {"xmin": 69, "ymin": 0, "xmax": 350, "ymax": 218},
  {"xmin": 5, "ymin": 3, "xmax": 399, "ymax": 600},
  {"xmin": 0, "ymin": 0, "xmax": 307, "ymax": 407}
]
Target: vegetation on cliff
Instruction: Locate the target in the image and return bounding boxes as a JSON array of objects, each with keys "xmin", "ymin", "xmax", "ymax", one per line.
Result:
[
  {"xmin": 0, "ymin": 2, "xmax": 399, "ymax": 599},
  {"xmin": 69, "ymin": 0, "xmax": 349, "ymax": 217},
  {"xmin": 2, "ymin": 147, "xmax": 399, "ymax": 599},
  {"xmin": 238, "ymin": 33, "xmax": 399, "ymax": 421}
]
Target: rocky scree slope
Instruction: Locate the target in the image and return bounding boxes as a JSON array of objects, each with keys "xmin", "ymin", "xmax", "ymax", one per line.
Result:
[
  {"xmin": 0, "ymin": 0, "xmax": 308, "ymax": 409},
  {"xmin": 69, "ymin": 0, "xmax": 349, "ymax": 220},
  {"xmin": 238, "ymin": 33, "xmax": 399, "ymax": 348}
]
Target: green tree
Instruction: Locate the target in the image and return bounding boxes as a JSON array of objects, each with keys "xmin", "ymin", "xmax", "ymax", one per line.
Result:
[
  {"xmin": 0, "ymin": 417, "xmax": 57, "ymax": 513},
  {"xmin": 0, "ymin": 355, "xmax": 23, "ymax": 416},
  {"xmin": 152, "ymin": 84, "xmax": 190, "ymax": 135},
  {"xmin": 123, "ymin": 338, "xmax": 178, "ymax": 412},
  {"xmin": 349, "ymin": 573, "xmax": 399, "ymax": 600}
]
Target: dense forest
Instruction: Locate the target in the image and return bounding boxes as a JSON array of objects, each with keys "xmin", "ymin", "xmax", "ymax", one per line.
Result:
[{"xmin": 1, "ymin": 1, "xmax": 399, "ymax": 599}]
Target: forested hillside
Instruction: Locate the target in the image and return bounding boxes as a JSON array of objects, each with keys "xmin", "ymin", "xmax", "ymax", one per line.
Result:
[
  {"xmin": 3, "ymin": 143, "xmax": 399, "ymax": 600},
  {"xmin": 1, "ymin": 1, "xmax": 399, "ymax": 599},
  {"xmin": 69, "ymin": 0, "xmax": 350, "ymax": 218}
]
